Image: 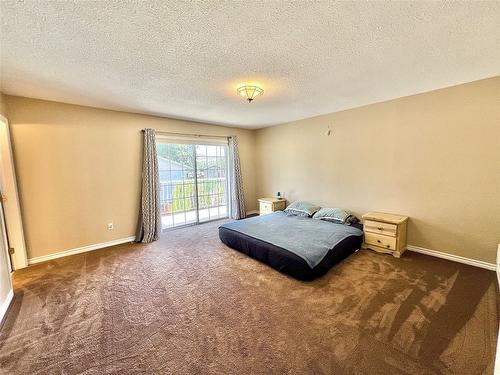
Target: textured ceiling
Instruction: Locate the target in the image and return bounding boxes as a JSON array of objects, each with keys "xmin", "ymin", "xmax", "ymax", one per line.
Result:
[{"xmin": 1, "ymin": 1, "xmax": 499, "ymax": 128}]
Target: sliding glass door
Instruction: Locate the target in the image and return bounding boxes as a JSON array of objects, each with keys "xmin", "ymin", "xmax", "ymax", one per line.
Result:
[
  {"xmin": 195, "ymin": 144, "xmax": 228, "ymax": 223},
  {"xmin": 156, "ymin": 139, "xmax": 229, "ymax": 230}
]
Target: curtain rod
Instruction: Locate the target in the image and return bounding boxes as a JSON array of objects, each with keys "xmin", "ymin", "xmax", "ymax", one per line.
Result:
[{"xmin": 142, "ymin": 129, "xmax": 230, "ymax": 139}]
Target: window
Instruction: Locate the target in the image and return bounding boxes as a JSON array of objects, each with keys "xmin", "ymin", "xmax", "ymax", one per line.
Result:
[{"xmin": 156, "ymin": 138, "xmax": 229, "ymax": 229}]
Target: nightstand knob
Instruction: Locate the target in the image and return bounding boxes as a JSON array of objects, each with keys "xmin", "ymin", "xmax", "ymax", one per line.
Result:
[
  {"xmin": 377, "ymin": 227, "xmax": 383, "ymax": 231},
  {"xmin": 377, "ymin": 240, "xmax": 381, "ymax": 243},
  {"xmin": 386, "ymin": 245, "xmax": 390, "ymax": 248}
]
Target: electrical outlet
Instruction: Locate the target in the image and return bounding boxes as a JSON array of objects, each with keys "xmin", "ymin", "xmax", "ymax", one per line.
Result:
[{"xmin": 107, "ymin": 223, "xmax": 114, "ymax": 230}]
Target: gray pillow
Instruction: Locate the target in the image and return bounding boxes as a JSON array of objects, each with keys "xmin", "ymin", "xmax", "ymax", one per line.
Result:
[
  {"xmin": 284, "ymin": 201, "xmax": 321, "ymax": 217},
  {"xmin": 312, "ymin": 207, "xmax": 358, "ymax": 224}
]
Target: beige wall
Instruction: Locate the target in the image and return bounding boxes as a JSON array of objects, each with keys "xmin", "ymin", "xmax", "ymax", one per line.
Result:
[
  {"xmin": 5, "ymin": 96, "xmax": 257, "ymax": 260},
  {"xmin": 255, "ymin": 77, "xmax": 500, "ymax": 263}
]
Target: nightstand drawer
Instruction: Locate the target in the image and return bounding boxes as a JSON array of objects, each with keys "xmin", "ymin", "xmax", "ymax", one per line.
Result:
[
  {"xmin": 258, "ymin": 198, "xmax": 287, "ymax": 215},
  {"xmin": 273, "ymin": 200, "xmax": 286, "ymax": 211},
  {"xmin": 259, "ymin": 202, "xmax": 273, "ymax": 215},
  {"xmin": 364, "ymin": 232, "xmax": 396, "ymax": 251},
  {"xmin": 364, "ymin": 220, "xmax": 397, "ymax": 237}
]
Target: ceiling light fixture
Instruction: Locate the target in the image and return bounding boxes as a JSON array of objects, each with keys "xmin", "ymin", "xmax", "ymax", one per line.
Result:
[{"xmin": 237, "ymin": 85, "xmax": 264, "ymax": 103}]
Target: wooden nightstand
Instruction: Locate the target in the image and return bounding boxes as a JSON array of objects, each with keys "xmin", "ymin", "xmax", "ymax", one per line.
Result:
[
  {"xmin": 362, "ymin": 212, "xmax": 408, "ymax": 258},
  {"xmin": 258, "ymin": 198, "xmax": 286, "ymax": 215}
]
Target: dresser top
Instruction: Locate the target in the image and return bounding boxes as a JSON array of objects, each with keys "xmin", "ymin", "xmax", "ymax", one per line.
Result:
[
  {"xmin": 362, "ymin": 211, "xmax": 408, "ymax": 224},
  {"xmin": 258, "ymin": 197, "xmax": 285, "ymax": 203}
]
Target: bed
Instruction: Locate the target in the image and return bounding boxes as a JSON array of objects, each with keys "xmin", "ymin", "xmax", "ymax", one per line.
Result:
[{"xmin": 219, "ymin": 211, "xmax": 363, "ymax": 280}]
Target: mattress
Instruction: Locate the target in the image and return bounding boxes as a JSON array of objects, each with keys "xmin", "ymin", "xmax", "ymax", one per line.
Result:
[{"xmin": 219, "ymin": 212, "xmax": 363, "ymax": 281}]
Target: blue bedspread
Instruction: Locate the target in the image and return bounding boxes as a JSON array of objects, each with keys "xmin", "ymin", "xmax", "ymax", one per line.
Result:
[{"xmin": 220, "ymin": 212, "xmax": 363, "ymax": 268}]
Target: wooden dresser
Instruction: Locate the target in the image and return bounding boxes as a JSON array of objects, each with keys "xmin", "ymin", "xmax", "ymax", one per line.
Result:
[
  {"xmin": 258, "ymin": 198, "xmax": 286, "ymax": 215},
  {"xmin": 362, "ymin": 212, "xmax": 408, "ymax": 258}
]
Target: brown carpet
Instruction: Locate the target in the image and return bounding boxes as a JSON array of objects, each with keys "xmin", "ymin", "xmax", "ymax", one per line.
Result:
[{"xmin": 0, "ymin": 220, "xmax": 498, "ymax": 374}]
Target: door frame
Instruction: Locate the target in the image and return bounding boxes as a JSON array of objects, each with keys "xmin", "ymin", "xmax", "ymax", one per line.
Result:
[
  {"xmin": 192, "ymin": 144, "xmax": 200, "ymax": 225},
  {"xmin": 0, "ymin": 196, "xmax": 14, "ymax": 324},
  {"xmin": 0, "ymin": 200, "xmax": 12, "ymax": 272},
  {"xmin": 0, "ymin": 115, "xmax": 28, "ymax": 269}
]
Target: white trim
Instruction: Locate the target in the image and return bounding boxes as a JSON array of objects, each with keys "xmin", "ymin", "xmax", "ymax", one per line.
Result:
[
  {"xmin": 0, "ymin": 116, "xmax": 28, "ymax": 270},
  {"xmin": 407, "ymin": 245, "xmax": 496, "ymax": 271},
  {"xmin": 0, "ymin": 289, "xmax": 14, "ymax": 325},
  {"xmin": 28, "ymin": 236, "xmax": 136, "ymax": 265}
]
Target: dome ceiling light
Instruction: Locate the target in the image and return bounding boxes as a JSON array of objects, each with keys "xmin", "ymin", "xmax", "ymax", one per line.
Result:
[{"xmin": 237, "ymin": 85, "xmax": 264, "ymax": 103}]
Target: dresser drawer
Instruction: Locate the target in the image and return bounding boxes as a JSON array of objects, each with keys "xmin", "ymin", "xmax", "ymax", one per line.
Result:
[
  {"xmin": 364, "ymin": 232, "xmax": 396, "ymax": 251},
  {"xmin": 364, "ymin": 220, "xmax": 397, "ymax": 237},
  {"xmin": 259, "ymin": 202, "xmax": 273, "ymax": 215}
]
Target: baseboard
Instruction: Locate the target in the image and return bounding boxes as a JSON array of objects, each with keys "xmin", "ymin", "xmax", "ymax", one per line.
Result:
[
  {"xmin": 28, "ymin": 236, "xmax": 136, "ymax": 265},
  {"xmin": 407, "ymin": 245, "xmax": 496, "ymax": 271},
  {"xmin": 246, "ymin": 210, "xmax": 259, "ymax": 216},
  {"xmin": 0, "ymin": 289, "xmax": 14, "ymax": 325}
]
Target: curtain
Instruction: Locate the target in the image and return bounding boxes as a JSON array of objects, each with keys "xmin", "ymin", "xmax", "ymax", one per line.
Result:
[
  {"xmin": 229, "ymin": 136, "xmax": 246, "ymax": 219},
  {"xmin": 135, "ymin": 128, "xmax": 161, "ymax": 243}
]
